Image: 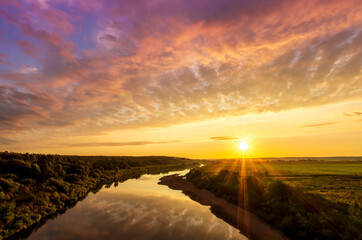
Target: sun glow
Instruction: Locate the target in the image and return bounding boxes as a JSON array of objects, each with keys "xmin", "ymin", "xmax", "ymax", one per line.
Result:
[{"xmin": 239, "ymin": 142, "xmax": 248, "ymax": 151}]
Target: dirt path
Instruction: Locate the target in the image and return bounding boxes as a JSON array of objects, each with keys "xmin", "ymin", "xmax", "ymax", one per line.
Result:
[{"xmin": 158, "ymin": 174, "xmax": 288, "ymax": 240}]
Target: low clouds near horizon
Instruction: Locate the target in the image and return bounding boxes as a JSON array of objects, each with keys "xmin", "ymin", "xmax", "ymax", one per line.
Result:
[
  {"xmin": 53, "ymin": 140, "xmax": 180, "ymax": 148},
  {"xmin": 0, "ymin": 0, "xmax": 361, "ymax": 140},
  {"xmin": 210, "ymin": 136, "xmax": 239, "ymax": 141},
  {"xmin": 300, "ymin": 122, "xmax": 337, "ymax": 128}
]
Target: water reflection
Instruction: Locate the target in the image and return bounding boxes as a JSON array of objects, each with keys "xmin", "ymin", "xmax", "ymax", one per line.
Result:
[{"xmin": 27, "ymin": 170, "xmax": 247, "ymax": 240}]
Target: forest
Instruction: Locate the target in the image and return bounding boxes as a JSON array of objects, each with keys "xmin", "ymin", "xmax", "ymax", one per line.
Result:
[
  {"xmin": 186, "ymin": 160, "xmax": 362, "ymax": 240},
  {"xmin": 0, "ymin": 151, "xmax": 198, "ymax": 240}
]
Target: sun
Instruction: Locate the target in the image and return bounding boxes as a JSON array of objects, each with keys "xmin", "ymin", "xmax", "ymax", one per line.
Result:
[{"xmin": 239, "ymin": 141, "xmax": 248, "ymax": 151}]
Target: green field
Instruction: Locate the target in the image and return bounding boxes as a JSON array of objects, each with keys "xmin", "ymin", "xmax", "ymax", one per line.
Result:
[
  {"xmin": 187, "ymin": 160, "xmax": 362, "ymax": 240},
  {"xmin": 215, "ymin": 160, "xmax": 362, "ymax": 175},
  {"xmin": 215, "ymin": 160, "xmax": 362, "ymax": 217},
  {"xmin": 262, "ymin": 162, "xmax": 362, "ymax": 175},
  {"xmin": 281, "ymin": 175, "xmax": 361, "ymax": 216}
]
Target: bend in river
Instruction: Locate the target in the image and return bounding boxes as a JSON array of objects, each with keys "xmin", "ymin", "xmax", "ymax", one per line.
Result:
[{"xmin": 23, "ymin": 169, "xmax": 248, "ymax": 240}]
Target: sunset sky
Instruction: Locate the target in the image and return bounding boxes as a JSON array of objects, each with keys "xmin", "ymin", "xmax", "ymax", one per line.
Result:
[{"xmin": 0, "ymin": 0, "xmax": 361, "ymax": 158}]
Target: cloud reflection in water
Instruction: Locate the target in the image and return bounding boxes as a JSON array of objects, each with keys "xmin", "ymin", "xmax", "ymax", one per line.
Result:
[{"xmin": 28, "ymin": 171, "xmax": 247, "ymax": 240}]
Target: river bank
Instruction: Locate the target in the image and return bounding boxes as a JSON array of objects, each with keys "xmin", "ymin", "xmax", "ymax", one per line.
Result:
[{"xmin": 158, "ymin": 174, "xmax": 288, "ymax": 240}]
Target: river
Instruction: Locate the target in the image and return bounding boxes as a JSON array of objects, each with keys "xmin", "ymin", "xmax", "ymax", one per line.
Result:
[{"xmin": 26, "ymin": 169, "xmax": 248, "ymax": 240}]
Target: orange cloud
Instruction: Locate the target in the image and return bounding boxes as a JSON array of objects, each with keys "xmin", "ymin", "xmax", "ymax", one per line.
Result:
[
  {"xmin": 344, "ymin": 111, "xmax": 362, "ymax": 117},
  {"xmin": 210, "ymin": 136, "xmax": 239, "ymax": 141},
  {"xmin": 301, "ymin": 122, "xmax": 337, "ymax": 128},
  {"xmin": 57, "ymin": 140, "xmax": 180, "ymax": 148}
]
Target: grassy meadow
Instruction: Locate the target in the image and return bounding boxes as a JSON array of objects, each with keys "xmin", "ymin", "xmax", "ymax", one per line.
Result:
[
  {"xmin": 186, "ymin": 159, "xmax": 362, "ymax": 240},
  {"xmin": 243, "ymin": 161, "xmax": 360, "ymax": 207},
  {"xmin": 214, "ymin": 160, "xmax": 361, "ymax": 217}
]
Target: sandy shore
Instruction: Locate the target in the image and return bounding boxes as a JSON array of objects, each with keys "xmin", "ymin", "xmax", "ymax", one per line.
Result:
[{"xmin": 158, "ymin": 174, "xmax": 288, "ymax": 240}]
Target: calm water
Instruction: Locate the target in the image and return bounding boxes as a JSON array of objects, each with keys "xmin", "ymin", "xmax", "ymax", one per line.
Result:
[{"xmin": 27, "ymin": 169, "xmax": 247, "ymax": 240}]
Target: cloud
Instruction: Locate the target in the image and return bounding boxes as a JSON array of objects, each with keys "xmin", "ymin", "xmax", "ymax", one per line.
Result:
[
  {"xmin": 0, "ymin": 137, "xmax": 17, "ymax": 145},
  {"xmin": 0, "ymin": 84, "xmax": 63, "ymax": 132},
  {"xmin": 57, "ymin": 140, "xmax": 180, "ymax": 148},
  {"xmin": 343, "ymin": 111, "xmax": 362, "ymax": 116},
  {"xmin": 301, "ymin": 122, "xmax": 337, "ymax": 128},
  {"xmin": 0, "ymin": 53, "xmax": 9, "ymax": 65},
  {"xmin": 210, "ymin": 136, "xmax": 239, "ymax": 141},
  {"xmin": 0, "ymin": 0, "xmax": 361, "ymax": 140},
  {"xmin": 15, "ymin": 40, "xmax": 41, "ymax": 57},
  {"xmin": 18, "ymin": 64, "xmax": 38, "ymax": 73}
]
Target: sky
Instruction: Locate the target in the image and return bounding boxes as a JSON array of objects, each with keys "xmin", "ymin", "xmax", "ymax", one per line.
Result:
[{"xmin": 0, "ymin": 0, "xmax": 361, "ymax": 158}]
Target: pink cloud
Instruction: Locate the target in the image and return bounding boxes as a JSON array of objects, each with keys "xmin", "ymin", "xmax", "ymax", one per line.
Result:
[
  {"xmin": 30, "ymin": 7, "xmax": 75, "ymax": 35},
  {"xmin": 15, "ymin": 40, "xmax": 40, "ymax": 57},
  {"xmin": 0, "ymin": 0, "xmax": 22, "ymax": 7},
  {"xmin": 0, "ymin": 52, "xmax": 7, "ymax": 64},
  {"xmin": 0, "ymin": 84, "xmax": 63, "ymax": 133}
]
